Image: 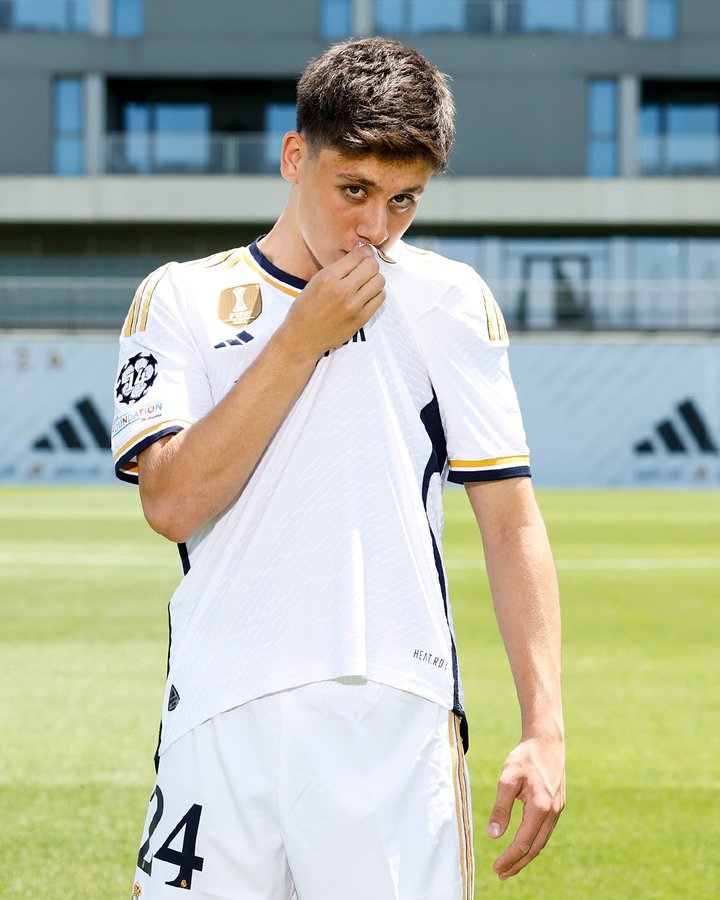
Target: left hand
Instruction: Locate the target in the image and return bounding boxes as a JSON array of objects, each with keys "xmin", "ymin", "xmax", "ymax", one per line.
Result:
[{"xmin": 486, "ymin": 736, "xmax": 566, "ymax": 880}]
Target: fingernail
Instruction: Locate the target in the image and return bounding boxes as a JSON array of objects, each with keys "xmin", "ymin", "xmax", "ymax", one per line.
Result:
[{"xmin": 488, "ymin": 822, "xmax": 502, "ymax": 838}]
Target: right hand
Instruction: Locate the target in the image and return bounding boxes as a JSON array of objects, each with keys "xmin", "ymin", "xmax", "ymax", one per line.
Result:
[{"xmin": 279, "ymin": 245, "xmax": 386, "ymax": 361}]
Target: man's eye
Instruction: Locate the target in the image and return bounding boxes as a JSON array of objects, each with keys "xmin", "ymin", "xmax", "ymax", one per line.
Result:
[
  {"xmin": 392, "ymin": 194, "xmax": 415, "ymax": 208},
  {"xmin": 345, "ymin": 186, "xmax": 365, "ymax": 198}
]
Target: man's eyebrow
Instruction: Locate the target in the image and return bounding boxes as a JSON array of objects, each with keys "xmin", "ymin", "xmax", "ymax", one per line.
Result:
[{"xmin": 336, "ymin": 172, "xmax": 426, "ymax": 194}]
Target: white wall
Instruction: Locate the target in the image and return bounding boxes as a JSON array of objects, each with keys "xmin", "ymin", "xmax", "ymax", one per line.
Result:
[
  {"xmin": 1, "ymin": 335, "xmax": 718, "ymax": 487},
  {"xmin": 511, "ymin": 336, "xmax": 720, "ymax": 487}
]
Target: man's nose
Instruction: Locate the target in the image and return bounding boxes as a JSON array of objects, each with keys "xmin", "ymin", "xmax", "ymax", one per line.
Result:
[{"xmin": 356, "ymin": 205, "xmax": 389, "ymax": 246}]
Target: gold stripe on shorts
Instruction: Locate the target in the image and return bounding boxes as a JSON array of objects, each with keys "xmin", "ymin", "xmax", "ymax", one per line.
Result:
[{"xmin": 449, "ymin": 713, "xmax": 474, "ymax": 900}]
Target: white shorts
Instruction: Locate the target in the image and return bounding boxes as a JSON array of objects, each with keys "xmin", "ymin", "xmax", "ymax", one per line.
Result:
[{"xmin": 131, "ymin": 678, "xmax": 474, "ymax": 900}]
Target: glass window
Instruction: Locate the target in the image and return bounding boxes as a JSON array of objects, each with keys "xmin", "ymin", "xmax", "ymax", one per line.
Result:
[
  {"xmin": 264, "ymin": 103, "xmax": 297, "ymax": 169},
  {"xmin": 321, "ymin": 0, "xmax": 352, "ymax": 39},
  {"xmin": 521, "ymin": 0, "xmax": 578, "ymax": 32},
  {"xmin": 640, "ymin": 86, "xmax": 720, "ymax": 176},
  {"xmin": 12, "ymin": 0, "xmax": 90, "ymax": 31},
  {"xmin": 375, "ymin": 0, "xmax": 466, "ymax": 34},
  {"xmin": 632, "ymin": 239, "xmax": 684, "ymax": 328},
  {"xmin": 119, "ymin": 101, "xmax": 210, "ymax": 173},
  {"xmin": 646, "ymin": 0, "xmax": 676, "ymax": 39},
  {"xmin": 639, "ymin": 104, "xmax": 661, "ymax": 173},
  {"xmin": 53, "ymin": 78, "xmax": 84, "ymax": 175},
  {"xmin": 666, "ymin": 104, "xmax": 719, "ymax": 172},
  {"xmin": 587, "ymin": 80, "xmax": 618, "ymax": 176},
  {"xmin": 509, "ymin": 0, "xmax": 616, "ymax": 35},
  {"xmin": 113, "ymin": 0, "xmax": 143, "ymax": 37}
]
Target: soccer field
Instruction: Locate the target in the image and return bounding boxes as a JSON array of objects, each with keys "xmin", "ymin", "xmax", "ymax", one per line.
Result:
[{"xmin": 1, "ymin": 486, "xmax": 718, "ymax": 898}]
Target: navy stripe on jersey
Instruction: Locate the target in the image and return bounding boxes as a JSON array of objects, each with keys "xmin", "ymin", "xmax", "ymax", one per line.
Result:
[
  {"xmin": 419, "ymin": 391, "xmax": 469, "ymax": 753},
  {"xmin": 154, "ymin": 602, "xmax": 174, "ymax": 773},
  {"xmin": 248, "ymin": 239, "xmax": 308, "ymax": 291},
  {"xmin": 447, "ymin": 464, "xmax": 531, "ymax": 485},
  {"xmin": 178, "ymin": 543, "xmax": 191, "ymax": 575},
  {"xmin": 114, "ymin": 425, "xmax": 186, "ymax": 484}
]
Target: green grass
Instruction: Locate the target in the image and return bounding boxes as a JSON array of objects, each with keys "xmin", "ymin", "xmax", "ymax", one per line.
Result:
[{"xmin": 1, "ymin": 487, "xmax": 719, "ymax": 898}]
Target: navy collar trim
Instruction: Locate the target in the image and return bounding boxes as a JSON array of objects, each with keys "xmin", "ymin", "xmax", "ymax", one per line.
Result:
[{"xmin": 248, "ymin": 239, "xmax": 308, "ymax": 291}]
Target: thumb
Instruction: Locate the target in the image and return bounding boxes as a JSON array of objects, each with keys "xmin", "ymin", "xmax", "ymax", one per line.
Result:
[{"xmin": 487, "ymin": 777, "xmax": 518, "ymax": 839}]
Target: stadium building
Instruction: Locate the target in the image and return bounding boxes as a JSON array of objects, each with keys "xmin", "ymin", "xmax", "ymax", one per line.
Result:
[{"xmin": 1, "ymin": 0, "xmax": 719, "ymax": 485}]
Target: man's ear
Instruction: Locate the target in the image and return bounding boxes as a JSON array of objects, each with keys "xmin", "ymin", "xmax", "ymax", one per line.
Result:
[{"xmin": 280, "ymin": 131, "xmax": 307, "ymax": 183}]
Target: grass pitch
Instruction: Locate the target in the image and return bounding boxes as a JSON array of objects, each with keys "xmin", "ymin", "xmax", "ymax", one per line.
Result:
[{"xmin": 1, "ymin": 486, "xmax": 718, "ymax": 898}]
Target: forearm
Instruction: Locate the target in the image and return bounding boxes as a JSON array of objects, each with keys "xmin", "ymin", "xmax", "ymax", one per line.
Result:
[
  {"xmin": 139, "ymin": 327, "xmax": 317, "ymax": 542},
  {"xmin": 466, "ymin": 479, "xmax": 563, "ymax": 740},
  {"xmin": 483, "ymin": 518, "xmax": 563, "ymax": 741}
]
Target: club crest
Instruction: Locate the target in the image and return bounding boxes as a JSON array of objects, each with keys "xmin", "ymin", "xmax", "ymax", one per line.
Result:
[{"xmin": 218, "ymin": 284, "xmax": 262, "ymax": 328}]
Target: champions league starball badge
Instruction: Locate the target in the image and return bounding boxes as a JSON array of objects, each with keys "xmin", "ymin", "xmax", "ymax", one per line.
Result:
[{"xmin": 116, "ymin": 352, "xmax": 158, "ymax": 405}]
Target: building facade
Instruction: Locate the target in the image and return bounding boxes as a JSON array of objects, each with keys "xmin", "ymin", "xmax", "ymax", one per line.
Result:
[{"xmin": 0, "ymin": 0, "xmax": 719, "ymax": 334}]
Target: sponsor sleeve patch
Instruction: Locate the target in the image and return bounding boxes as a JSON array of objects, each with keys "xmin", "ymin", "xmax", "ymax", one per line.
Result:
[{"xmin": 112, "ymin": 400, "xmax": 164, "ymax": 439}]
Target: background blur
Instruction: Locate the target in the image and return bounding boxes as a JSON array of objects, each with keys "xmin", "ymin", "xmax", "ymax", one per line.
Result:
[{"xmin": 0, "ymin": 0, "xmax": 718, "ymax": 488}]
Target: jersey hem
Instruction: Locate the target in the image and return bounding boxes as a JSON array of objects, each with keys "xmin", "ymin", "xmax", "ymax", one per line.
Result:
[
  {"xmin": 114, "ymin": 424, "xmax": 187, "ymax": 483},
  {"xmin": 447, "ymin": 466, "xmax": 532, "ymax": 484}
]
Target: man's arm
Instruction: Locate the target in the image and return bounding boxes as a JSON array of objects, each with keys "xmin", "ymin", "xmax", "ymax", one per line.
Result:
[
  {"xmin": 138, "ymin": 245, "xmax": 384, "ymax": 543},
  {"xmin": 465, "ymin": 476, "xmax": 565, "ymax": 880}
]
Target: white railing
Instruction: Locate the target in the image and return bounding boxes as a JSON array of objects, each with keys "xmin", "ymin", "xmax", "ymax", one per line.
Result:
[
  {"xmin": 2, "ymin": 276, "xmax": 719, "ymax": 332},
  {"xmin": 102, "ymin": 131, "xmax": 720, "ymax": 178},
  {"xmin": 0, "ymin": 276, "xmax": 136, "ymax": 331},
  {"xmin": 104, "ymin": 132, "xmax": 284, "ymax": 176}
]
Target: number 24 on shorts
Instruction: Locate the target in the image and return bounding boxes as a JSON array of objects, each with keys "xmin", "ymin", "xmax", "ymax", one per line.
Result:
[{"xmin": 137, "ymin": 785, "xmax": 205, "ymax": 889}]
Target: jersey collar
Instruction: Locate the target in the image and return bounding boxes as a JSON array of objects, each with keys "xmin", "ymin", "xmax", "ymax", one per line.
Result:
[{"xmin": 246, "ymin": 239, "xmax": 308, "ymax": 297}]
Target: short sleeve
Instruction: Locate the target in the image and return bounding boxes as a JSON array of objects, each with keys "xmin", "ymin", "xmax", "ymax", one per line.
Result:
[
  {"xmin": 416, "ymin": 273, "xmax": 531, "ymax": 484},
  {"xmin": 111, "ymin": 263, "xmax": 213, "ymax": 484}
]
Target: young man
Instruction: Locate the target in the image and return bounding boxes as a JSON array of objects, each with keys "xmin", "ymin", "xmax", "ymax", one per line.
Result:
[{"xmin": 113, "ymin": 37, "xmax": 564, "ymax": 900}]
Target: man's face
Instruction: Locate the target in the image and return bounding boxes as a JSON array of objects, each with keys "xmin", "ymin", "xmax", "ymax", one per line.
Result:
[{"xmin": 283, "ymin": 138, "xmax": 434, "ymax": 277}]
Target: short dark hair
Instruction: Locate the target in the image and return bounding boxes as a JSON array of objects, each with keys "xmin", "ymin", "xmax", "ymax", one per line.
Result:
[{"xmin": 296, "ymin": 37, "xmax": 455, "ymax": 173}]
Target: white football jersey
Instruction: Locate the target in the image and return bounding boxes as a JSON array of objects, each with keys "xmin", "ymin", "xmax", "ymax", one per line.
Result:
[{"xmin": 112, "ymin": 240, "xmax": 530, "ymax": 757}]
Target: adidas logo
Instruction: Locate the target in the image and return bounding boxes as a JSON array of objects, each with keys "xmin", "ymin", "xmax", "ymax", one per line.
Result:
[
  {"xmin": 168, "ymin": 684, "xmax": 180, "ymax": 711},
  {"xmin": 32, "ymin": 396, "xmax": 111, "ymax": 452},
  {"xmin": 634, "ymin": 399, "xmax": 718, "ymax": 456},
  {"xmin": 214, "ymin": 330, "xmax": 254, "ymax": 349}
]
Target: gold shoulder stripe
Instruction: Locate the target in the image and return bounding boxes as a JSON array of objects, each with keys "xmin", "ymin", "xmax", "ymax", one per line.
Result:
[
  {"xmin": 185, "ymin": 248, "xmax": 237, "ymax": 269},
  {"xmin": 137, "ymin": 263, "xmax": 171, "ymax": 335},
  {"xmin": 123, "ymin": 271, "xmax": 152, "ymax": 338},
  {"xmin": 123, "ymin": 265, "xmax": 171, "ymax": 337},
  {"xmin": 480, "ymin": 282, "xmax": 499, "ymax": 342},
  {"xmin": 497, "ymin": 302, "xmax": 509, "ymax": 342}
]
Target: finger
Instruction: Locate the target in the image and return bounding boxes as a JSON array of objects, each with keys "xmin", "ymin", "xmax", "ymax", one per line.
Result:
[
  {"xmin": 352, "ymin": 272, "xmax": 386, "ymax": 308},
  {"xmin": 487, "ymin": 775, "xmax": 520, "ymax": 839},
  {"xmin": 495, "ymin": 807, "xmax": 560, "ymax": 880},
  {"xmin": 492, "ymin": 798, "xmax": 548, "ymax": 877},
  {"xmin": 339, "ymin": 254, "xmax": 381, "ymax": 293},
  {"xmin": 329, "ymin": 243, "xmax": 377, "ymax": 278}
]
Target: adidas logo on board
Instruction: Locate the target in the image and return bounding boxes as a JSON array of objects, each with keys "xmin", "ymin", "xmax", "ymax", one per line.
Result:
[
  {"xmin": 634, "ymin": 399, "xmax": 718, "ymax": 456},
  {"xmin": 32, "ymin": 396, "xmax": 111, "ymax": 452}
]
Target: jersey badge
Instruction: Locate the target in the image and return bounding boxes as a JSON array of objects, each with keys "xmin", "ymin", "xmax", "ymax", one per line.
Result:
[
  {"xmin": 132, "ymin": 882, "xmax": 142, "ymax": 899},
  {"xmin": 116, "ymin": 353, "xmax": 158, "ymax": 406},
  {"xmin": 218, "ymin": 284, "xmax": 262, "ymax": 328}
]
